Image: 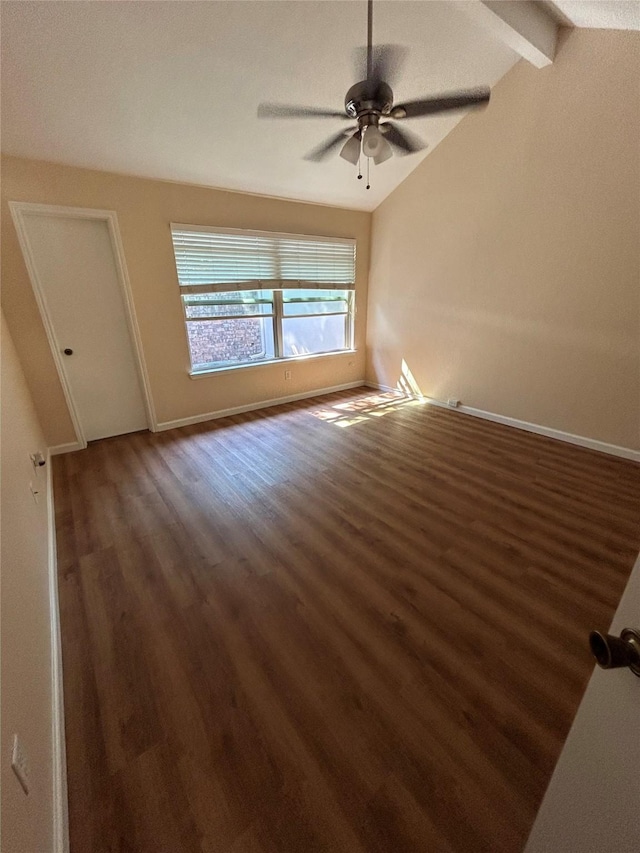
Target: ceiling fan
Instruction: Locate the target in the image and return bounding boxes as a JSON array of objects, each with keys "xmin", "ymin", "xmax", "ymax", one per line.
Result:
[{"xmin": 257, "ymin": 0, "xmax": 491, "ymax": 183}]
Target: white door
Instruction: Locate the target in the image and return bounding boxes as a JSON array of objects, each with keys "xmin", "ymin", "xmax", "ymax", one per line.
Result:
[
  {"xmin": 525, "ymin": 552, "xmax": 640, "ymax": 853},
  {"xmin": 19, "ymin": 213, "xmax": 148, "ymax": 442}
]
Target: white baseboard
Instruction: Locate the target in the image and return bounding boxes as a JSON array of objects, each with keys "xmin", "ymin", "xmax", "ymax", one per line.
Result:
[
  {"xmin": 365, "ymin": 382, "xmax": 640, "ymax": 462},
  {"xmin": 156, "ymin": 381, "xmax": 366, "ymax": 431},
  {"xmin": 49, "ymin": 442, "xmax": 84, "ymax": 456},
  {"xmin": 46, "ymin": 456, "xmax": 69, "ymax": 853}
]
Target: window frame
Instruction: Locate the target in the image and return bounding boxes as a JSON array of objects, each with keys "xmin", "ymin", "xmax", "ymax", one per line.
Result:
[
  {"xmin": 180, "ymin": 287, "xmax": 355, "ymax": 374},
  {"xmin": 171, "ymin": 224, "xmax": 356, "ymax": 375}
]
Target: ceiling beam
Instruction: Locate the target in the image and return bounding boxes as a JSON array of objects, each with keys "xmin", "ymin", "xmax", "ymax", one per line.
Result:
[{"xmin": 463, "ymin": 0, "xmax": 559, "ymax": 68}]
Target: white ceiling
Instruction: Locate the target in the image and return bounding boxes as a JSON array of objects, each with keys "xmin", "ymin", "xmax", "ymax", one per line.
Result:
[
  {"xmin": 2, "ymin": 1, "xmax": 636, "ymax": 211},
  {"xmin": 549, "ymin": 1, "xmax": 640, "ymax": 30},
  {"xmin": 1, "ymin": 1, "xmax": 522, "ymax": 211}
]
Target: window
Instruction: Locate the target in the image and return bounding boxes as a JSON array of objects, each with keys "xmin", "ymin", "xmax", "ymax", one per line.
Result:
[{"xmin": 171, "ymin": 225, "xmax": 356, "ymax": 372}]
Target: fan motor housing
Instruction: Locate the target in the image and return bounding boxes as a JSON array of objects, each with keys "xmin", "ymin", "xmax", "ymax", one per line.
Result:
[{"xmin": 345, "ymin": 80, "xmax": 393, "ymax": 120}]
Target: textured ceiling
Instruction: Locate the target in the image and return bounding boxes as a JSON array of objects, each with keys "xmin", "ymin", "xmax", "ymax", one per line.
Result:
[
  {"xmin": 550, "ymin": 1, "xmax": 640, "ymax": 30},
  {"xmin": 1, "ymin": 1, "xmax": 520, "ymax": 211}
]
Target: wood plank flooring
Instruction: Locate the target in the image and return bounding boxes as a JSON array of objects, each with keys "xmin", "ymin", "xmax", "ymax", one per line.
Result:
[{"xmin": 53, "ymin": 388, "xmax": 640, "ymax": 853}]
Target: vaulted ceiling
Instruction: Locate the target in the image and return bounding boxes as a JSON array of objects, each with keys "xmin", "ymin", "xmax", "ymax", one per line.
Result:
[
  {"xmin": 549, "ymin": 0, "xmax": 640, "ymax": 29},
  {"xmin": 1, "ymin": 2, "xmax": 635, "ymax": 211}
]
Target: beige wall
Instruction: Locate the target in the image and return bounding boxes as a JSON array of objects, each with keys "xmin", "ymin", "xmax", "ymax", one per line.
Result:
[
  {"xmin": 1, "ymin": 158, "xmax": 371, "ymax": 445},
  {"xmin": 366, "ymin": 29, "xmax": 640, "ymax": 450},
  {"xmin": 4, "ymin": 29, "xmax": 638, "ymax": 452},
  {"xmin": 1, "ymin": 313, "xmax": 54, "ymax": 852}
]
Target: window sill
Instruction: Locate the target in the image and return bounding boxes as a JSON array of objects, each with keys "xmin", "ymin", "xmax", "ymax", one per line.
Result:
[{"xmin": 188, "ymin": 349, "xmax": 357, "ymax": 379}]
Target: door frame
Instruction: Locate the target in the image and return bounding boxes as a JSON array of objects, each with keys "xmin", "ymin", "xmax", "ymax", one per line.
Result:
[{"xmin": 9, "ymin": 202, "xmax": 157, "ymax": 449}]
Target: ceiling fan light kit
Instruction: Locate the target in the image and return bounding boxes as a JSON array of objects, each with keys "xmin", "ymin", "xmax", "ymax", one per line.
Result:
[
  {"xmin": 362, "ymin": 125, "xmax": 391, "ymax": 161},
  {"xmin": 257, "ymin": 0, "xmax": 491, "ymax": 189},
  {"xmin": 340, "ymin": 131, "xmax": 362, "ymax": 165}
]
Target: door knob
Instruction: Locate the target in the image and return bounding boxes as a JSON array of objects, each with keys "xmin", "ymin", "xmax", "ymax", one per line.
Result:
[
  {"xmin": 589, "ymin": 628, "xmax": 640, "ymax": 677},
  {"xmin": 63, "ymin": 348, "xmax": 73, "ymax": 355}
]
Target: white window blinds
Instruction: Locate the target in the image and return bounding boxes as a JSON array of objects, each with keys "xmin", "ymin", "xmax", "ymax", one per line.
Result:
[{"xmin": 171, "ymin": 224, "xmax": 356, "ymax": 291}]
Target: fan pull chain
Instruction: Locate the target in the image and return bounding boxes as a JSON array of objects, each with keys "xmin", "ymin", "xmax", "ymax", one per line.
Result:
[
  {"xmin": 366, "ymin": 158, "xmax": 371, "ymax": 190},
  {"xmin": 357, "ymin": 153, "xmax": 362, "ymax": 181}
]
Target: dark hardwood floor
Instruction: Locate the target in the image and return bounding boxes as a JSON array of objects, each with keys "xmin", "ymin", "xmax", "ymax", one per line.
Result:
[{"xmin": 53, "ymin": 388, "xmax": 640, "ymax": 853}]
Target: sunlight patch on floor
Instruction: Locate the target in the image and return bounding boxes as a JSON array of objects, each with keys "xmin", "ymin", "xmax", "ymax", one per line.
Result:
[{"xmin": 311, "ymin": 391, "xmax": 424, "ymax": 428}]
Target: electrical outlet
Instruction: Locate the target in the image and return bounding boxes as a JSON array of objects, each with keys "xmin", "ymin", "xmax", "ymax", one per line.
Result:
[
  {"xmin": 11, "ymin": 735, "xmax": 30, "ymax": 795},
  {"xmin": 447, "ymin": 398, "xmax": 461, "ymax": 408},
  {"xmin": 284, "ymin": 370, "xmax": 291, "ymax": 380}
]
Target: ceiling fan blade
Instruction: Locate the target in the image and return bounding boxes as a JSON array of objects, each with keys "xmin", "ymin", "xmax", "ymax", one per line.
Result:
[
  {"xmin": 258, "ymin": 103, "xmax": 348, "ymax": 120},
  {"xmin": 304, "ymin": 129, "xmax": 354, "ymax": 162},
  {"xmin": 381, "ymin": 123, "xmax": 426, "ymax": 155},
  {"xmin": 353, "ymin": 43, "xmax": 407, "ymax": 86},
  {"xmin": 391, "ymin": 87, "xmax": 491, "ymax": 119},
  {"xmin": 371, "ymin": 44, "xmax": 408, "ymax": 86}
]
